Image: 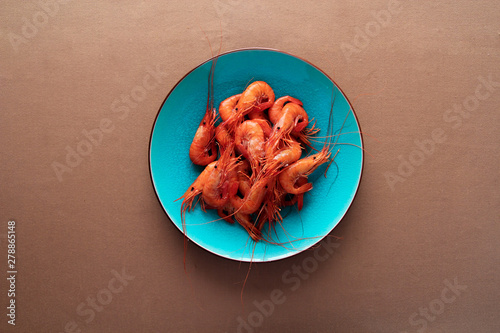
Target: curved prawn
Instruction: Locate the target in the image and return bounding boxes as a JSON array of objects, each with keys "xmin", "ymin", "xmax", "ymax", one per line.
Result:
[
  {"xmin": 236, "ymin": 159, "xmax": 252, "ymax": 196},
  {"xmin": 176, "ymin": 161, "xmax": 217, "ymax": 217},
  {"xmin": 251, "ymin": 118, "xmax": 272, "ymax": 138},
  {"xmin": 224, "ymin": 81, "xmax": 275, "ymax": 130},
  {"xmin": 202, "ymin": 144, "xmax": 239, "ymax": 208},
  {"xmin": 270, "ymin": 103, "xmax": 309, "ymax": 138},
  {"xmin": 278, "ymin": 146, "xmax": 335, "ymax": 195},
  {"xmin": 235, "ymin": 120, "xmax": 266, "ymax": 177},
  {"xmin": 219, "ymin": 94, "xmax": 241, "ymax": 122},
  {"xmin": 264, "ymin": 138, "xmax": 302, "ymax": 174},
  {"xmin": 188, "ymin": 39, "xmax": 222, "ymax": 165},
  {"xmin": 264, "ymin": 103, "xmax": 309, "ymax": 162},
  {"xmin": 229, "ymin": 177, "xmax": 270, "ymax": 215},
  {"xmin": 268, "ymin": 95, "xmax": 302, "ymax": 124},
  {"xmin": 189, "ymin": 109, "xmax": 217, "ymax": 165},
  {"xmin": 215, "ymin": 123, "xmax": 233, "ymax": 153}
]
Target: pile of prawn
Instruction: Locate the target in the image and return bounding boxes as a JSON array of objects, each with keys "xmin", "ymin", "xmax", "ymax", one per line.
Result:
[{"xmin": 177, "ymin": 79, "xmax": 338, "ymax": 242}]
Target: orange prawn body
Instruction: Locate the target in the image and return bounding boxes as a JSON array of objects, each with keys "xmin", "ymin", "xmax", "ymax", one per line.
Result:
[
  {"xmin": 235, "ymin": 159, "xmax": 252, "ymax": 196},
  {"xmin": 189, "ymin": 109, "xmax": 217, "ymax": 165},
  {"xmin": 265, "ymin": 103, "xmax": 308, "ymax": 160},
  {"xmin": 235, "ymin": 120, "xmax": 266, "ymax": 176},
  {"xmin": 283, "ymin": 103, "xmax": 309, "ymax": 134},
  {"xmin": 202, "ymin": 144, "xmax": 238, "ymax": 208},
  {"xmin": 264, "ymin": 138, "xmax": 302, "ymax": 174},
  {"xmin": 177, "ymin": 161, "xmax": 217, "ymax": 215},
  {"xmin": 272, "ymin": 103, "xmax": 309, "ymax": 136},
  {"xmin": 268, "ymin": 95, "xmax": 302, "ymax": 124},
  {"xmin": 202, "ymin": 166, "xmax": 230, "ymax": 208},
  {"xmin": 219, "ymin": 94, "xmax": 241, "ymax": 122},
  {"xmin": 229, "ymin": 177, "xmax": 270, "ymax": 215},
  {"xmin": 224, "ymin": 81, "xmax": 275, "ymax": 130},
  {"xmin": 215, "ymin": 123, "xmax": 233, "ymax": 152},
  {"xmin": 278, "ymin": 147, "xmax": 331, "ymax": 195},
  {"xmin": 250, "ymin": 118, "xmax": 272, "ymax": 138},
  {"xmin": 237, "ymin": 81, "xmax": 275, "ymax": 114}
]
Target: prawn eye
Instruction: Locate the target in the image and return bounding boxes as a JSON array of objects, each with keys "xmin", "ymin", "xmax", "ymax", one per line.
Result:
[
  {"xmin": 214, "ymin": 165, "xmax": 217, "ymax": 169},
  {"xmin": 191, "ymin": 187, "xmax": 194, "ymax": 191},
  {"xmin": 203, "ymin": 121, "xmax": 206, "ymax": 125},
  {"xmin": 277, "ymin": 126, "xmax": 281, "ymax": 130},
  {"xmin": 235, "ymin": 108, "xmax": 238, "ymax": 111},
  {"xmin": 313, "ymin": 156, "xmax": 316, "ymax": 160}
]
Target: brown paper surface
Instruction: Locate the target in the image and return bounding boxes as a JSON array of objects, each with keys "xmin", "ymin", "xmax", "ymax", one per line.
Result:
[{"xmin": 1, "ymin": 1, "xmax": 499, "ymax": 332}]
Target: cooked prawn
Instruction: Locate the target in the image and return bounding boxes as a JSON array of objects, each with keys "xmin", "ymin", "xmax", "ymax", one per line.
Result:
[
  {"xmin": 219, "ymin": 94, "xmax": 241, "ymax": 122},
  {"xmin": 235, "ymin": 159, "xmax": 252, "ymax": 196},
  {"xmin": 202, "ymin": 144, "xmax": 239, "ymax": 208},
  {"xmin": 250, "ymin": 118, "xmax": 272, "ymax": 138},
  {"xmin": 176, "ymin": 161, "xmax": 217, "ymax": 216},
  {"xmin": 235, "ymin": 120, "xmax": 266, "ymax": 177},
  {"xmin": 189, "ymin": 109, "xmax": 217, "ymax": 165},
  {"xmin": 229, "ymin": 176, "xmax": 270, "ymax": 215},
  {"xmin": 215, "ymin": 123, "xmax": 233, "ymax": 152},
  {"xmin": 268, "ymin": 95, "xmax": 302, "ymax": 124},
  {"xmin": 223, "ymin": 81, "xmax": 275, "ymax": 130},
  {"xmin": 189, "ymin": 45, "xmax": 220, "ymax": 165},
  {"xmin": 278, "ymin": 146, "xmax": 336, "ymax": 195},
  {"xmin": 264, "ymin": 138, "xmax": 302, "ymax": 174}
]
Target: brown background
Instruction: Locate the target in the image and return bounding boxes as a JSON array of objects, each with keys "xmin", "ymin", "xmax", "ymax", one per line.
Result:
[{"xmin": 1, "ymin": 0, "xmax": 499, "ymax": 332}]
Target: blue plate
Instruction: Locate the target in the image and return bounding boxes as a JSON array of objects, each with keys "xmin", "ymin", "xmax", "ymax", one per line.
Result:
[{"xmin": 149, "ymin": 48, "xmax": 363, "ymax": 262}]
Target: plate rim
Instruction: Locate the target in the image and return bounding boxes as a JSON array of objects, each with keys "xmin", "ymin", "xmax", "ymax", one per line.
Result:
[{"xmin": 148, "ymin": 47, "xmax": 365, "ymax": 262}]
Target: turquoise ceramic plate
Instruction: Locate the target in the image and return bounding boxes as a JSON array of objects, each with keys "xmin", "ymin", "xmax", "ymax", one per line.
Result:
[{"xmin": 149, "ymin": 48, "xmax": 363, "ymax": 262}]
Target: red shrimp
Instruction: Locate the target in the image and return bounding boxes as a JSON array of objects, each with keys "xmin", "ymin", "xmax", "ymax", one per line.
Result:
[
  {"xmin": 270, "ymin": 103, "xmax": 309, "ymax": 137},
  {"xmin": 216, "ymin": 167, "xmax": 240, "ymax": 224},
  {"xmin": 235, "ymin": 159, "xmax": 252, "ymax": 196},
  {"xmin": 189, "ymin": 45, "xmax": 221, "ymax": 165},
  {"xmin": 280, "ymin": 177, "xmax": 307, "ymax": 210},
  {"xmin": 176, "ymin": 161, "xmax": 217, "ymax": 217},
  {"xmin": 215, "ymin": 123, "xmax": 233, "ymax": 152},
  {"xmin": 284, "ymin": 103, "xmax": 309, "ymax": 134},
  {"xmin": 264, "ymin": 138, "xmax": 303, "ymax": 174},
  {"xmin": 264, "ymin": 104, "xmax": 309, "ymax": 162},
  {"xmin": 189, "ymin": 109, "xmax": 217, "ymax": 165},
  {"xmin": 217, "ymin": 160, "xmax": 252, "ymax": 224},
  {"xmin": 278, "ymin": 146, "xmax": 334, "ymax": 195},
  {"xmin": 251, "ymin": 118, "xmax": 273, "ymax": 138},
  {"xmin": 229, "ymin": 176, "xmax": 270, "ymax": 215},
  {"xmin": 224, "ymin": 81, "xmax": 275, "ymax": 130},
  {"xmin": 219, "ymin": 94, "xmax": 241, "ymax": 122},
  {"xmin": 256, "ymin": 178, "xmax": 284, "ymax": 228},
  {"xmin": 268, "ymin": 95, "xmax": 302, "ymax": 124},
  {"xmin": 235, "ymin": 120, "xmax": 266, "ymax": 177},
  {"xmin": 202, "ymin": 144, "xmax": 239, "ymax": 208}
]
